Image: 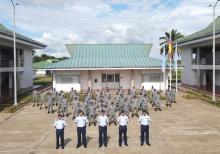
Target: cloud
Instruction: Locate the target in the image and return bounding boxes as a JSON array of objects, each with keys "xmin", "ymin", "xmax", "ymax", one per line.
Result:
[{"xmin": 0, "ymin": 0, "xmax": 220, "ymax": 58}]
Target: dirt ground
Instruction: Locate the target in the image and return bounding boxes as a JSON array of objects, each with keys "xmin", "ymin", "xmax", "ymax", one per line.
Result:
[{"xmin": 0, "ymin": 92, "xmax": 220, "ymax": 154}]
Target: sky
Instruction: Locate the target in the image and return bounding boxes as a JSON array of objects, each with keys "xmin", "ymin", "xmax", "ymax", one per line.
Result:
[{"xmin": 0, "ymin": 0, "xmax": 220, "ymax": 58}]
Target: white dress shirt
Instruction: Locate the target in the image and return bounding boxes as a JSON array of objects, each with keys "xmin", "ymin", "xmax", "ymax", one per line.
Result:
[
  {"xmin": 97, "ymin": 115, "xmax": 109, "ymax": 127},
  {"xmin": 75, "ymin": 116, "xmax": 88, "ymax": 127},
  {"xmin": 117, "ymin": 115, "xmax": 129, "ymax": 126},
  {"xmin": 138, "ymin": 115, "xmax": 151, "ymax": 126},
  {"xmin": 53, "ymin": 119, "xmax": 67, "ymax": 129}
]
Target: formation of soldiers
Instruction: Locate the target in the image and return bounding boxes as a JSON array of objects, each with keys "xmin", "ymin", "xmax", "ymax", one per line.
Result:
[{"xmin": 32, "ymin": 86, "xmax": 177, "ymax": 121}]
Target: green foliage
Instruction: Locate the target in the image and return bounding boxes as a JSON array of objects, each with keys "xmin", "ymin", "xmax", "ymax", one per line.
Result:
[
  {"xmin": 159, "ymin": 29, "xmax": 184, "ymax": 55},
  {"xmin": 33, "ymin": 76, "xmax": 52, "ymax": 85},
  {"xmin": 33, "ymin": 53, "xmax": 69, "ymax": 63}
]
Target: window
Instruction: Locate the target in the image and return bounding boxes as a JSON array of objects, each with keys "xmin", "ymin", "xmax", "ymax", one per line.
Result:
[
  {"xmin": 143, "ymin": 73, "xmax": 161, "ymax": 82},
  {"xmin": 102, "ymin": 74, "xmax": 107, "ymax": 82},
  {"xmin": 115, "ymin": 74, "xmax": 120, "ymax": 82},
  {"xmin": 107, "ymin": 74, "xmax": 114, "ymax": 82},
  {"xmin": 57, "ymin": 75, "xmax": 80, "ymax": 84}
]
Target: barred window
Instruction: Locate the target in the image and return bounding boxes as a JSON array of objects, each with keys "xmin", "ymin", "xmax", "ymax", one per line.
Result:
[
  {"xmin": 57, "ymin": 75, "xmax": 80, "ymax": 84},
  {"xmin": 143, "ymin": 73, "xmax": 161, "ymax": 82}
]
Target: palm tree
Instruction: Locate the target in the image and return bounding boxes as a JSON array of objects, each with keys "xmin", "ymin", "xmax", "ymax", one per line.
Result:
[{"xmin": 159, "ymin": 29, "xmax": 184, "ymax": 56}]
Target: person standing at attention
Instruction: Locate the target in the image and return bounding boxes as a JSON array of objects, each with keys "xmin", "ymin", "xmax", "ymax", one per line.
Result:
[
  {"xmin": 138, "ymin": 110, "xmax": 151, "ymax": 146},
  {"xmin": 75, "ymin": 110, "xmax": 88, "ymax": 148},
  {"xmin": 53, "ymin": 114, "xmax": 67, "ymax": 149},
  {"xmin": 117, "ymin": 110, "xmax": 129, "ymax": 147},
  {"xmin": 97, "ymin": 110, "xmax": 109, "ymax": 148}
]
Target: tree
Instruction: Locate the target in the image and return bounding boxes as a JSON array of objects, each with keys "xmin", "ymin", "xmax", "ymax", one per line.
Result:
[{"xmin": 159, "ymin": 29, "xmax": 184, "ymax": 56}]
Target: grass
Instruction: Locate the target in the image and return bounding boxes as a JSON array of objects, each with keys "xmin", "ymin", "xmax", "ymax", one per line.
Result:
[
  {"xmin": 182, "ymin": 90, "xmax": 220, "ymax": 107},
  {"xmin": 33, "ymin": 75, "xmax": 52, "ymax": 86},
  {"xmin": 0, "ymin": 93, "xmax": 32, "ymax": 113}
]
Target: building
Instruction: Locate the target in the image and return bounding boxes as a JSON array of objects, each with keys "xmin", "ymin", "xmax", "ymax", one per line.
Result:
[
  {"xmin": 45, "ymin": 44, "xmax": 168, "ymax": 92},
  {"xmin": 178, "ymin": 16, "xmax": 220, "ymax": 93},
  {"xmin": 0, "ymin": 23, "xmax": 46, "ymax": 102},
  {"xmin": 33, "ymin": 59, "xmax": 59, "ymax": 78}
]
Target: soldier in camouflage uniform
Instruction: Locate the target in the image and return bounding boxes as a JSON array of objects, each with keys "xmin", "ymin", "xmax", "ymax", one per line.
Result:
[
  {"xmin": 32, "ymin": 89, "xmax": 38, "ymax": 107},
  {"xmin": 61, "ymin": 95, "xmax": 68, "ymax": 117},
  {"xmin": 170, "ymin": 87, "xmax": 176, "ymax": 103},
  {"xmin": 72, "ymin": 97, "xmax": 80, "ymax": 119},
  {"xmin": 166, "ymin": 87, "xmax": 172, "ymax": 107},
  {"xmin": 47, "ymin": 92, "xmax": 53, "ymax": 114},
  {"xmin": 131, "ymin": 95, "xmax": 139, "ymax": 118},
  {"xmin": 88, "ymin": 100, "xmax": 96, "ymax": 126},
  {"xmin": 142, "ymin": 95, "xmax": 149, "ymax": 112},
  {"xmin": 154, "ymin": 92, "xmax": 162, "ymax": 111},
  {"xmin": 39, "ymin": 91, "xmax": 47, "ymax": 110},
  {"xmin": 108, "ymin": 101, "xmax": 117, "ymax": 126}
]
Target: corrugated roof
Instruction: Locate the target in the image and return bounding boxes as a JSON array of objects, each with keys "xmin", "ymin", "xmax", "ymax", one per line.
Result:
[
  {"xmin": 45, "ymin": 44, "xmax": 164, "ymax": 69},
  {"xmin": 178, "ymin": 16, "xmax": 220, "ymax": 44},
  {"xmin": 0, "ymin": 23, "xmax": 46, "ymax": 48},
  {"xmin": 33, "ymin": 61, "xmax": 53, "ymax": 69}
]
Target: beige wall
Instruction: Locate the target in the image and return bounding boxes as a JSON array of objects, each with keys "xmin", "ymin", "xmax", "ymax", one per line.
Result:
[{"xmin": 53, "ymin": 69, "xmax": 168, "ymax": 92}]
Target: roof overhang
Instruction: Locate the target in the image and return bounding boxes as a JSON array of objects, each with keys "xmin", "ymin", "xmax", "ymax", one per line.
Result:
[
  {"xmin": 178, "ymin": 33, "xmax": 220, "ymax": 47},
  {"xmin": 47, "ymin": 67, "xmax": 170, "ymax": 71},
  {"xmin": 0, "ymin": 31, "xmax": 46, "ymax": 49}
]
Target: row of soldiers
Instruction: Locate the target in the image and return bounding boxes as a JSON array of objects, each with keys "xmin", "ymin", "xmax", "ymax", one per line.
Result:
[{"xmin": 32, "ymin": 86, "xmax": 177, "ymax": 125}]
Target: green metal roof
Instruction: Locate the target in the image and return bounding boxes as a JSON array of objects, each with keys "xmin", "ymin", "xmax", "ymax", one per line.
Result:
[
  {"xmin": 45, "ymin": 44, "xmax": 164, "ymax": 69},
  {"xmin": 33, "ymin": 61, "xmax": 53, "ymax": 69},
  {"xmin": 0, "ymin": 23, "xmax": 46, "ymax": 48},
  {"xmin": 178, "ymin": 16, "xmax": 220, "ymax": 44}
]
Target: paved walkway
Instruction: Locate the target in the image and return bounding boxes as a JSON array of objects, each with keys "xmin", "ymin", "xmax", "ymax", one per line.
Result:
[{"xmin": 0, "ymin": 92, "xmax": 220, "ymax": 154}]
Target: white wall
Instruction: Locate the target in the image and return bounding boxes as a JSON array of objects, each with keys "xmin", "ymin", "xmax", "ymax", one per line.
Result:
[
  {"xmin": 140, "ymin": 69, "xmax": 168, "ymax": 91},
  {"xmin": 20, "ymin": 48, "xmax": 33, "ymax": 89},
  {"xmin": 53, "ymin": 69, "xmax": 168, "ymax": 92},
  {"xmin": 53, "ymin": 70, "xmax": 81, "ymax": 92}
]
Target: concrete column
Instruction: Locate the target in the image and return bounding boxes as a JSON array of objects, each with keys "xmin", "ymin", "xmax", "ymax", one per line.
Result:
[
  {"xmin": 52, "ymin": 71, "xmax": 56, "ymax": 89},
  {"xmin": 202, "ymin": 71, "xmax": 206, "ymax": 86},
  {"xmin": 196, "ymin": 48, "xmax": 200, "ymax": 65},
  {"xmin": 131, "ymin": 70, "xmax": 134, "ymax": 88},
  {"xmin": 88, "ymin": 70, "xmax": 92, "ymax": 89},
  {"xmin": 197, "ymin": 70, "xmax": 200, "ymax": 87}
]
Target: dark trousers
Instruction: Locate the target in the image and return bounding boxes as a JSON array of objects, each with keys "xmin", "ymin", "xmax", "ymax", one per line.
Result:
[
  {"xmin": 56, "ymin": 129, "xmax": 64, "ymax": 148},
  {"xmin": 141, "ymin": 125, "xmax": 149, "ymax": 144},
  {"xmin": 99, "ymin": 126, "xmax": 107, "ymax": 146},
  {"xmin": 77, "ymin": 126, "xmax": 87, "ymax": 146},
  {"xmin": 119, "ymin": 125, "xmax": 127, "ymax": 145}
]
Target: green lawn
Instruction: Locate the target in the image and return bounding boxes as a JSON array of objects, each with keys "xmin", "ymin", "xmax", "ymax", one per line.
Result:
[{"xmin": 33, "ymin": 75, "xmax": 52, "ymax": 86}]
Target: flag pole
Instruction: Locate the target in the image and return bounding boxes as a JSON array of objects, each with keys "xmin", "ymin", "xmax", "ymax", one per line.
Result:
[
  {"xmin": 175, "ymin": 42, "xmax": 178, "ymax": 92},
  {"xmin": 169, "ymin": 57, "xmax": 172, "ymax": 88},
  {"xmin": 163, "ymin": 45, "xmax": 166, "ymax": 92}
]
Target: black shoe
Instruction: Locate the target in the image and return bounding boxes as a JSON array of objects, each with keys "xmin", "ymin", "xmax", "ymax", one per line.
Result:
[
  {"xmin": 84, "ymin": 145, "xmax": 87, "ymax": 148},
  {"xmin": 99, "ymin": 145, "xmax": 102, "ymax": 148},
  {"xmin": 88, "ymin": 123, "xmax": 91, "ymax": 126},
  {"xmin": 76, "ymin": 144, "xmax": 81, "ymax": 148},
  {"xmin": 62, "ymin": 147, "xmax": 64, "ymax": 149},
  {"xmin": 119, "ymin": 144, "xmax": 122, "ymax": 147},
  {"xmin": 125, "ymin": 144, "xmax": 128, "ymax": 146},
  {"xmin": 147, "ymin": 143, "xmax": 151, "ymax": 146},
  {"xmin": 104, "ymin": 144, "xmax": 107, "ymax": 147},
  {"xmin": 141, "ymin": 144, "xmax": 143, "ymax": 146},
  {"xmin": 56, "ymin": 146, "xmax": 59, "ymax": 149}
]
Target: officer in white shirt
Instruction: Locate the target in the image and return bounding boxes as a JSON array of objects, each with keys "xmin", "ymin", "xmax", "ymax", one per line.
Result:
[
  {"xmin": 117, "ymin": 110, "xmax": 129, "ymax": 147},
  {"xmin": 138, "ymin": 110, "xmax": 151, "ymax": 146},
  {"xmin": 97, "ymin": 110, "xmax": 109, "ymax": 147},
  {"xmin": 74, "ymin": 110, "xmax": 88, "ymax": 148},
  {"xmin": 53, "ymin": 114, "xmax": 67, "ymax": 149}
]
